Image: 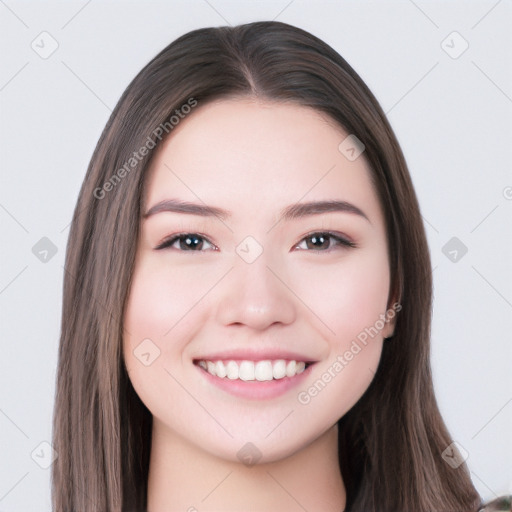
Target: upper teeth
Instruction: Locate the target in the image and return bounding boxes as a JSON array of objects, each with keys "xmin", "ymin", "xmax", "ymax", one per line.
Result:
[{"xmin": 197, "ymin": 359, "xmax": 307, "ymax": 381}]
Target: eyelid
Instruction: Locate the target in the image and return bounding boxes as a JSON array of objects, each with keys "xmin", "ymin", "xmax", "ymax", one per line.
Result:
[
  {"xmin": 300, "ymin": 229, "xmax": 355, "ymax": 245},
  {"xmin": 294, "ymin": 230, "xmax": 357, "ymax": 251}
]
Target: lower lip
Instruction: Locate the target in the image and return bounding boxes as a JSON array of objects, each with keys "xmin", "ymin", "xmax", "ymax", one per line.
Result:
[{"xmin": 195, "ymin": 363, "xmax": 315, "ymax": 400}]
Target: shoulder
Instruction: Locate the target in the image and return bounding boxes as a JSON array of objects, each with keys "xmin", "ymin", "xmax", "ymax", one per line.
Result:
[{"xmin": 478, "ymin": 495, "xmax": 512, "ymax": 512}]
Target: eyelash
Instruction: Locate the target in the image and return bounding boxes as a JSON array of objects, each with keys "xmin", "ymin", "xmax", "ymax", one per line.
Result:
[{"xmin": 154, "ymin": 231, "xmax": 357, "ymax": 253}]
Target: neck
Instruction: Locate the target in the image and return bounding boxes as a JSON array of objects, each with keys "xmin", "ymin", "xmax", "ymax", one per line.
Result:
[{"xmin": 146, "ymin": 420, "xmax": 346, "ymax": 512}]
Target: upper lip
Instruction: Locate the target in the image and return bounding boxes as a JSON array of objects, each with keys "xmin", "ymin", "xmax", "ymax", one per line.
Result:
[{"xmin": 193, "ymin": 348, "xmax": 318, "ymax": 363}]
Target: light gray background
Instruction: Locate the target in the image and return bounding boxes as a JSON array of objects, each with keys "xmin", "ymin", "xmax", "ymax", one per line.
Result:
[{"xmin": 1, "ymin": 1, "xmax": 511, "ymax": 510}]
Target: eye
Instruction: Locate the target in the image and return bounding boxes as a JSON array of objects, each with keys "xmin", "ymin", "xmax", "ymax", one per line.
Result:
[
  {"xmin": 155, "ymin": 233, "xmax": 216, "ymax": 252},
  {"xmin": 154, "ymin": 231, "xmax": 356, "ymax": 253},
  {"xmin": 294, "ymin": 231, "xmax": 356, "ymax": 252}
]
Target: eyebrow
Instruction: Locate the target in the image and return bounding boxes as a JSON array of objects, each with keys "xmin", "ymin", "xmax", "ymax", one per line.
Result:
[{"xmin": 144, "ymin": 198, "xmax": 370, "ymax": 224}]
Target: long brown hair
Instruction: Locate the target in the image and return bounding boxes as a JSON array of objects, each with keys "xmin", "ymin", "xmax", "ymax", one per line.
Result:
[{"xmin": 52, "ymin": 21, "xmax": 483, "ymax": 511}]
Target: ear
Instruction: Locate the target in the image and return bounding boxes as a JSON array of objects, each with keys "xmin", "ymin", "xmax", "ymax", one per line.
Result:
[{"xmin": 382, "ymin": 294, "xmax": 401, "ymax": 339}]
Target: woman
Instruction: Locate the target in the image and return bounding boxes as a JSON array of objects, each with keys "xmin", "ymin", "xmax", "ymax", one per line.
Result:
[{"xmin": 51, "ymin": 20, "xmax": 510, "ymax": 511}]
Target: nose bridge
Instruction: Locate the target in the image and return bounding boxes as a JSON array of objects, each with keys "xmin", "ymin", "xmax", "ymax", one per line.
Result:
[{"xmin": 214, "ymin": 244, "xmax": 296, "ymax": 329}]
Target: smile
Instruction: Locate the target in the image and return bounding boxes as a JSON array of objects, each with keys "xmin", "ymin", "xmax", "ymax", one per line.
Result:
[
  {"xmin": 196, "ymin": 359, "xmax": 311, "ymax": 381},
  {"xmin": 193, "ymin": 359, "xmax": 316, "ymax": 400}
]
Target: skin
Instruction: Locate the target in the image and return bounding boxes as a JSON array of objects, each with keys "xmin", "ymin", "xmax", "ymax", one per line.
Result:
[{"xmin": 123, "ymin": 98, "xmax": 397, "ymax": 512}]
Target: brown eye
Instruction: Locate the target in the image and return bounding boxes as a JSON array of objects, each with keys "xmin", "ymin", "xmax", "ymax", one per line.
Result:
[
  {"xmin": 155, "ymin": 233, "xmax": 215, "ymax": 251},
  {"xmin": 154, "ymin": 231, "xmax": 356, "ymax": 253},
  {"xmin": 295, "ymin": 232, "xmax": 356, "ymax": 252}
]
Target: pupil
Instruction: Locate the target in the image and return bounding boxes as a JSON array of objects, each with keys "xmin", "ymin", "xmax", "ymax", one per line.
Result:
[
  {"xmin": 309, "ymin": 234, "xmax": 328, "ymax": 250},
  {"xmin": 184, "ymin": 235, "xmax": 201, "ymax": 250}
]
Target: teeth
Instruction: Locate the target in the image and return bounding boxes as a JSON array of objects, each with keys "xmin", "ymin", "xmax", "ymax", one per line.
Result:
[
  {"xmin": 196, "ymin": 359, "xmax": 308, "ymax": 381},
  {"xmin": 215, "ymin": 360, "xmax": 227, "ymax": 378},
  {"xmin": 206, "ymin": 361, "xmax": 216, "ymax": 376},
  {"xmin": 272, "ymin": 359, "xmax": 287, "ymax": 379},
  {"xmin": 286, "ymin": 360, "xmax": 296, "ymax": 377},
  {"xmin": 239, "ymin": 361, "xmax": 255, "ymax": 381},
  {"xmin": 254, "ymin": 361, "xmax": 273, "ymax": 381},
  {"xmin": 226, "ymin": 361, "xmax": 238, "ymax": 380}
]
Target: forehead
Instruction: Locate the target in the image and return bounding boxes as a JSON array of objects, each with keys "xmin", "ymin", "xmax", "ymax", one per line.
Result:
[{"xmin": 144, "ymin": 98, "xmax": 382, "ymax": 226}]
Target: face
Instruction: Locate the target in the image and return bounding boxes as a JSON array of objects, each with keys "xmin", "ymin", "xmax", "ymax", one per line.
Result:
[{"xmin": 123, "ymin": 98, "xmax": 396, "ymax": 463}]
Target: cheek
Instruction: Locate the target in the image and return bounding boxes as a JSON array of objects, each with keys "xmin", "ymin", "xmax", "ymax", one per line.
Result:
[
  {"xmin": 290, "ymin": 249, "xmax": 389, "ymax": 423},
  {"xmin": 291, "ymin": 248, "xmax": 390, "ymax": 344},
  {"xmin": 122, "ymin": 259, "xmax": 218, "ymax": 399},
  {"xmin": 123, "ymin": 263, "xmax": 183, "ymax": 387},
  {"xmin": 124, "ymin": 260, "xmax": 212, "ymax": 345},
  {"xmin": 122, "ymin": 262, "xmax": 201, "ymax": 423}
]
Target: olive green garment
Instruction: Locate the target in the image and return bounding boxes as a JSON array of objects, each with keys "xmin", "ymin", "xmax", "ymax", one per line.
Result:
[{"xmin": 479, "ymin": 495, "xmax": 512, "ymax": 512}]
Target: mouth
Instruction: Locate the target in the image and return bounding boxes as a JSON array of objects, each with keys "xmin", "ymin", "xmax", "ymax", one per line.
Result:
[{"xmin": 193, "ymin": 358, "xmax": 317, "ymax": 400}]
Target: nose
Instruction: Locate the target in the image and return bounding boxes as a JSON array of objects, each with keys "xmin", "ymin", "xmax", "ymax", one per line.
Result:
[{"xmin": 214, "ymin": 253, "xmax": 296, "ymax": 331}]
